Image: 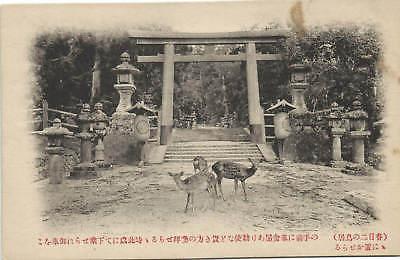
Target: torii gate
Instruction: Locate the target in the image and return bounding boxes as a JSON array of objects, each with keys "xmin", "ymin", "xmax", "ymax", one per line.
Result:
[{"xmin": 130, "ymin": 30, "xmax": 287, "ymax": 145}]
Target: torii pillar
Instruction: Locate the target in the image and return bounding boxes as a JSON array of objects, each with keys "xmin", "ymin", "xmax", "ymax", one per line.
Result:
[
  {"xmin": 246, "ymin": 42, "xmax": 264, "ymax": 144},
  {"xmin": 160, "ymin": 43, "xmax": 174, "ymax": 145}
]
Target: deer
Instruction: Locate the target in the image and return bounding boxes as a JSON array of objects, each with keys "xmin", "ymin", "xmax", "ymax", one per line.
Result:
[
  {"xmin": 168, "ymin": 156, "xmax": 217, "ymax": 213},
  {"xmin": 211, "ymin": 158, "xmax": 257, "ymax": 201},
  {"xmin": 192, "ymin": 155, "xmax": 209, "ymax": 174}
]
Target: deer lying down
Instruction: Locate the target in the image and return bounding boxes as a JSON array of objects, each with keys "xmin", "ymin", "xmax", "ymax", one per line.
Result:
[
  {"xmin": 168, "ymin": 169, "xmax": 217, "ymax": 213},
  {"xmin": 211, "ymin": 158, "xmax": 257, "ymax": 201}
]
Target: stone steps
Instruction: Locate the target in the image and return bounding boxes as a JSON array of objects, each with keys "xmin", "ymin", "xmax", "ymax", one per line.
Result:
[
  {"xmin": 164, "ymin": 127, "xmax": 264, "ymax": 162},
  {"xmin": 165, "ymin": 141, "xmax": 263, "ymax": 162}
]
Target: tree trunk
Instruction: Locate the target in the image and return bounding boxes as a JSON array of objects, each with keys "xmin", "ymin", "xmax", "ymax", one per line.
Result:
[{"xmin": 90, "ymin": 51, "xmax": 101, "ymax": 104}]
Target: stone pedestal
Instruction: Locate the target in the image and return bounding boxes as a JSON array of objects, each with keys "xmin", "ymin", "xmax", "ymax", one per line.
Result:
[
  {"xmin": 350, "ymin": 131, "xmax": 370, "ymax": 164},
  {"xmin": 329, "ymin": 128, "xmax": 346, "ymax": 167},
  {"xmin": 71, "ymin": 133, "xmax": 97, "ymax": 178},
  {"xmin": 46, "ymin": 147, "xmax": 65, "ymax": 184},
  {"xmin": 114, "ymin": 84, "xmax": 135, "ymax": 114},
  {"xmin": 94, "ymin": 139, "xmax": 106, "ymax": 165},
  {"xmin": 276, "ymin": 138, "xmax": 285, "ymax": 164},
  {"xmin": 290, "ymin": 83, "xmax": 308, "ymax": 113}
]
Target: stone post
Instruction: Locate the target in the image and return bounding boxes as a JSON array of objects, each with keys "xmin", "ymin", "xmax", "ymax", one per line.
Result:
[
  {"xmin": 327, "ymin": 102, "xmax": 346, "ymax": 167},
  {"xmin": 112, "ymin": 52, "xmax": 141, "ymax": 115},
  {"xmin": 246, "ymin": 42, "xmax": 264, "ymax": 144},
  {"xmin": 289, "ymin": 64, "xmax": 310, "ymax": 113},
  {"xmin": 330, "ymin": 128, "xmax": 346, "ymax": 167},
  {"xmin": 350, "ymin": 132, "xmax": 369, "ymax": 164},
  {"xmin": 70, "ymin": 104, "xmax": 97, "ymax": 178},
  {"xmin": 92, "ymin": 103, "xmax": 109, "ymax": 167},
  {"xmin": 160, "ymin": 43, "xmax": 175, "ymax": 145},
  {"xmin": 346, "ymin": 100, "xmax": 370, "ymax": 165},
  {"xmin": 42, "ymin": 118, "xmax": 73, "ymax": 184}
]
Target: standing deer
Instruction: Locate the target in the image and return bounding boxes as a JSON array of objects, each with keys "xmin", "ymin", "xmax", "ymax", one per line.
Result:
[
  {"xmin": 211, "ymin": 158, "xmax": 257, "ymax": 201},
  {"xmin": 168, "ymin": 167, "xmax": 217, "ymax": 213}
]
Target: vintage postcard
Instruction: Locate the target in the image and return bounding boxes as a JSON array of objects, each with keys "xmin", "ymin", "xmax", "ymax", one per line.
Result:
[{"xmin": 1, "ymin": 0, "xmax": 400, "ymax": 259}]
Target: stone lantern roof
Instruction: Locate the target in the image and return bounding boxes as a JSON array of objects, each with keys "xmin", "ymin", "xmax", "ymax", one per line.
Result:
[
  {"xmin": 92, "ymin": 103, "xmax": 109, "ymax": 122},
  {"xmin": 288, "ymin": 63, "xmax": 311, "ymax": 72},
  {"xmin": 112, "ymin": 52, "xmax": 141, "ymax": 75},
  {"xmin": 42, "ymin": 118, "xmax": 73, "ymax": 136},
  {"xmin": 345, "ymin": 100, "xmax": 368, "ymax": 119}
]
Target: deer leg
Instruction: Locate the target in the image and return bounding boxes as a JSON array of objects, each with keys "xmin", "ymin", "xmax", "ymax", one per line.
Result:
[
  {"xmin": 234, "ymin": 179, "xmax": 238, "ymax": 195},
  {"xmin": 184, "ymin": 193, "xmax": 190, "ymax": 213},
  {"xmin": 191, "ymin": 193, "xmax": 195, "ymax": 214},
  {"xmin": 211, "ymin": 183, "xmax": 217, "ymax": 210},
  {"xmin": 217, "ymin": 178, "xmax": 225, "ymax": 201},
  {"xmin": 241, "ymin": 180, "xmax": 248, "ymax": 201}
]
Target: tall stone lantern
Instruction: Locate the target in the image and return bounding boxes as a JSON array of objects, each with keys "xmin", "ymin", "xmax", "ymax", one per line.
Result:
[
  {"xmin": 92, "ymin": 103, "xmax": 109, "ymax": 167},
  {"xmin": 289, "ymin": 64, "xmax": 311, "ymax": 113},
  {"xmin": 70, "ymin": 104, "xmax": 97, "ymax": 178},
  {"xmin": 327, "ymin": 102, "xmax": 346, "ymax": 167},
  {"xmin": 112, "ymin": 52, "xmax": 141, "ymax": 114}
]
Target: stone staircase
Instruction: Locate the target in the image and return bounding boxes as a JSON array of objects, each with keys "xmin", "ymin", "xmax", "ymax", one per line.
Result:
[{"xmin": 164, "ymin": 127, "xmax": 265, "ymax": 162}]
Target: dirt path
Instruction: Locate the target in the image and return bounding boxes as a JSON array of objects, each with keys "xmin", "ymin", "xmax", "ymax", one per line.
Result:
[{"xmin": 37, "ymin": 162, "xmax": 380, "ymax": 235}]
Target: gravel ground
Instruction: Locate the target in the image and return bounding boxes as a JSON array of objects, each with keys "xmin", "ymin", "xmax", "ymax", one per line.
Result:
[{"xmin": 37, "ymin": 161, "xmax": 381, "ymax": 235}]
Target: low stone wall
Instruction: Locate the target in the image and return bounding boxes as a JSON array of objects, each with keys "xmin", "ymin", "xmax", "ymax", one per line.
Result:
[
  {"xmin": 104, "ymin": 113, "xmax": 156, "ymax": 165},
  {"xmin": 103, "ymin": 133, "xmax": 142, "ymax": 165},
  {"xmin": 281, "ymin": 129, "xmax": 331, "ymax": 163}
]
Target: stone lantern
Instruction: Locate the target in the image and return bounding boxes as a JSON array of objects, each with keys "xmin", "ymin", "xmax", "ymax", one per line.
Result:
[
  {"xmin": 266, "ymin": 99, "xmax": 296, "ymax": 164},
  {"xmin": 112, "ymin": 52, "xmax": 141, "ymax": 114},
  {"xmin": 91, "ymin": 103, "xmax": 109, "ymax": 167},
  {"xmin": 289, "ymin": 63, "xmax": 311, "ymax": 113},
  {"xmin": 127, "ymin": 101, "xmax": 156, "ymax": 166},
  {"xmin": 327, "ymin": 102, "xmax": 346, "ymax": 167},
  {"xmin": 42, "ymin": 118, "xmax": 73, "ymax": 184},
  {"xmin": 70, "ymin": 103, "xmax": 97, "ymax": 178}
]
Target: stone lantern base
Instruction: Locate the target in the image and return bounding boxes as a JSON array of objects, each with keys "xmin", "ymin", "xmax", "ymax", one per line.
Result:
[
  {"xmin": 350, "ymin": 130, "xmax": 371, "ymax": 165},
  {"xmin": 94, "ymin": 139, "xmax": 111, "ymax": 168},
  {"xmin": 329, "ymin": 127, "xmax": 346, "ymax": 168},
  {"xmin": 46, "ymin": 146, "xmax": 65, "ymax": 184}
]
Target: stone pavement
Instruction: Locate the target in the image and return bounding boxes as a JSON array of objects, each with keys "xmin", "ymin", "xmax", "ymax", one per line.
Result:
[{"xmin": 37, "ymin": 161, "xmax": 381, "ymax": 235}]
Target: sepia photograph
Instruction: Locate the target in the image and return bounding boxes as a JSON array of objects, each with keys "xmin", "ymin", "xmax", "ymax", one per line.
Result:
[{"xmin": 1, "ymin": 0, "xmax": 400, "ymax": 259}]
